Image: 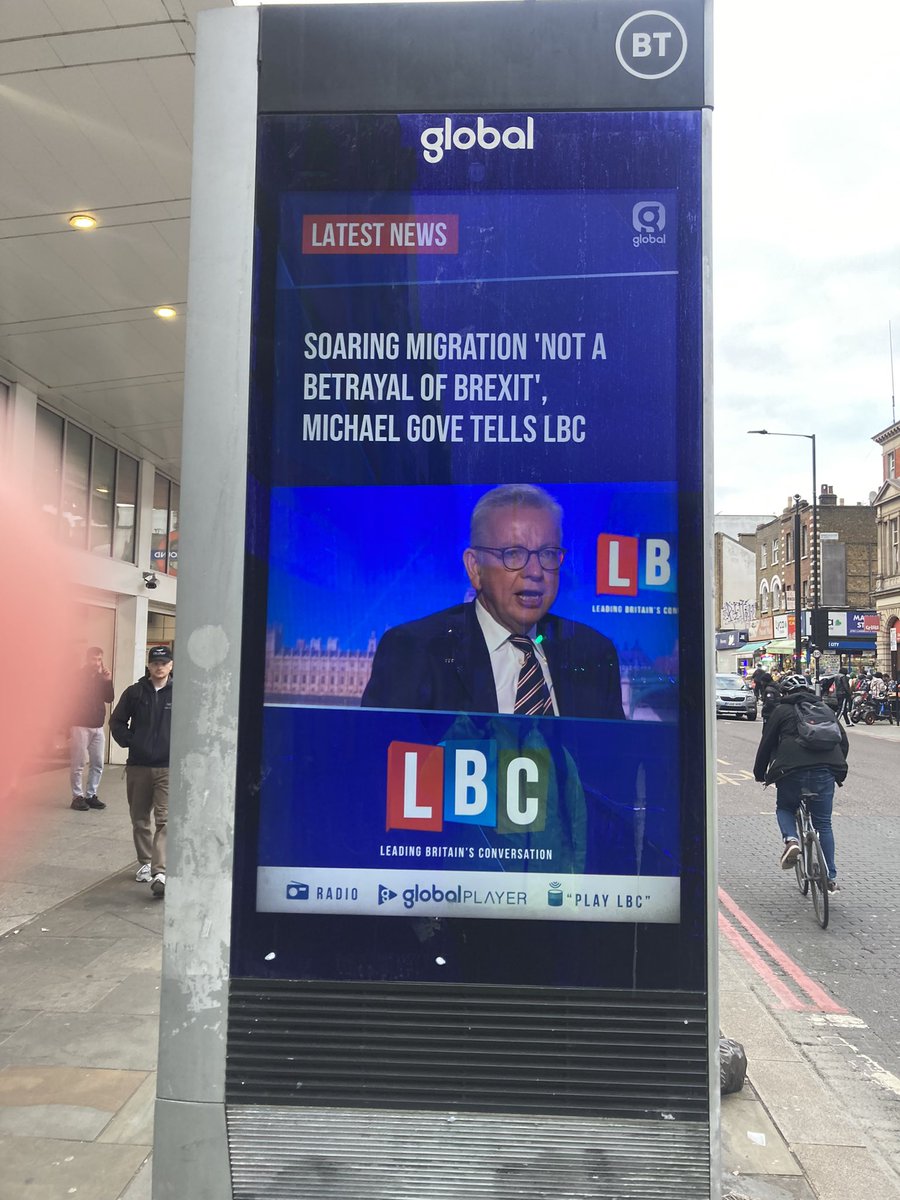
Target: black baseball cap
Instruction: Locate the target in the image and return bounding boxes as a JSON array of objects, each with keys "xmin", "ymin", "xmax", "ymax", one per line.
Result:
[{"xmin": 148, "ymin": 645, "xmax": 173, "ymax": 663}]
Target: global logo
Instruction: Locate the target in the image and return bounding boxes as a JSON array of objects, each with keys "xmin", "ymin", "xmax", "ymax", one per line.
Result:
[
  {"xmin": 285, "ymin": 881, "xmax": 309, "ymax": 901},
  {"xmin": 378, "ymin": 884, "xmax": 398, "ymax": 906},
  {"xmin": 632, "ymin": 201, "xmax": 667, "ymax": 249},
  {"xmin": 420, "ymin": 117, "xmax": 535, "ymax": 165}
]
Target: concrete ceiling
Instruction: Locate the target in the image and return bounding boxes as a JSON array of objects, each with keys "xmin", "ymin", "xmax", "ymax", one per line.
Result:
[{"xmin": 0, "ymin": 0, "xmax": 236, "ymax": 479}]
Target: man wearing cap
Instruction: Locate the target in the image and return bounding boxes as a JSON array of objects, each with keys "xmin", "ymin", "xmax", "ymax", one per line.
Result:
[{"xmin": 110, "ymin": 646, "xmax": 173, "ymax": 898}]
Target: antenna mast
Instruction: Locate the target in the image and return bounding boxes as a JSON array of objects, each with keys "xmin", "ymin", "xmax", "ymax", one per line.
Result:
[{"xmin": 891, "ymin": 320, "xmax": 897, "ymax": 424}]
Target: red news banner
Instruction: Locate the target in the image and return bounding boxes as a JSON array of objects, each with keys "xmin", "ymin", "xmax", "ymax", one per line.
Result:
[{"xmin": 302, "ymin": 214, "xmax": 459, "ymax": 255}]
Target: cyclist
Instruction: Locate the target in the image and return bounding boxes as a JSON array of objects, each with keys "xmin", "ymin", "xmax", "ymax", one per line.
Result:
[{"xmin": 753, "ymin": 673, "xmax": 849, "ymax": 893}]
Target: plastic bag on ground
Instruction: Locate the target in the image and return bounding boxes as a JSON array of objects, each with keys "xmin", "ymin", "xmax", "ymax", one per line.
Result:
[{"xmin": 719, "ymin": 1036, "xmax": 747, "ymax": 1094}]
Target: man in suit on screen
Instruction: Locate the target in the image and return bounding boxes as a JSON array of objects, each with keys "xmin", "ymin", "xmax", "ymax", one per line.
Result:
[{"xmin": 361, "ymin": 484, "xmax": 624, "ymax": 719}]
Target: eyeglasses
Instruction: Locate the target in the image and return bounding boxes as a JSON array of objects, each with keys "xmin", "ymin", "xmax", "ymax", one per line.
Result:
[{"xmin": 471, "ymin": 545, "xmax": 566, "ymax": 571}]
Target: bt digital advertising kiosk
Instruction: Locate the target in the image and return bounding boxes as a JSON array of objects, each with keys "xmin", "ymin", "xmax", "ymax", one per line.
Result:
[{"xmin": 157, "ymin": 3, "xmax": 716, "ymax": 1196}]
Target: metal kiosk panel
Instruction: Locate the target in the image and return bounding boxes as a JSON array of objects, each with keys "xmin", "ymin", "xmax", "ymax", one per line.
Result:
[{"xmin": 160, "ymin": 3, "xmax": 716, "ymax": 1197}]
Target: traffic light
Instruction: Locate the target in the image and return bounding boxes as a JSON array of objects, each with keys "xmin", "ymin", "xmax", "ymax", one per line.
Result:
[{"xmin": 811, "ymin": 609, "xmax": 829, "ymax": 649}]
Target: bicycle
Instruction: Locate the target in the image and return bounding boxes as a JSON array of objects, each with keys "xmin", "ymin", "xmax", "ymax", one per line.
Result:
[{"xmin": 792, "ymin": 793, "xmax": 829, "ymax": 929}]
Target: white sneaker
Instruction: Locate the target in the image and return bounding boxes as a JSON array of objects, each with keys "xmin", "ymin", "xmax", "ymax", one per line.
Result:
[
  {"xmin": 151, "ymin": 873, "xmax": 166, "ymax": 898},
  {"xmin": 135, "ymin": 863, "xmax": 152, "ymax": 883}
]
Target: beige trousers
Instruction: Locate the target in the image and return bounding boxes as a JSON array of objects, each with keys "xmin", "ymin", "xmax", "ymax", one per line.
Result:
[{"xmin": 126, "ymin": 766, "xmax": 168, "ymax": 875}]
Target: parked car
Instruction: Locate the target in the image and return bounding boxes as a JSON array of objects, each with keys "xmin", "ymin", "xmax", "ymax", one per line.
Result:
[{"xmin": 715, "ymin": 673, "xmax": 758, "ymax": 721}]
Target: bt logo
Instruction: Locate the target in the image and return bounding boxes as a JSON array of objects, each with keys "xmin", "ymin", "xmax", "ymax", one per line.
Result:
[
  {"xmin": 615, "ymin": 12, "xmax": 688, "ymax": 80},
  {"xmin": 596, "ymin": 534, "xmax": 673, "ymax": 597},
  {"xmin": 386, "ymin": 740, "xmax": 548, "ymax": 833}
]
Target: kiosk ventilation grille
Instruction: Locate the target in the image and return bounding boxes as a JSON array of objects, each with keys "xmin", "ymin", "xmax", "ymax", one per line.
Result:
[{"xmin": 227, "ymin": 980, "xmax": 709, "ymax": 1118}]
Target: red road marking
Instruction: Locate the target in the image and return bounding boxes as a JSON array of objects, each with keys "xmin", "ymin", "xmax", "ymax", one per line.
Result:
[
  {"xmin": 719, "ymin": 886, "xmax": 847, "ymax": 1014},
  {"xmin": 718, "ymin": 911, "xmax": 808, "ymax": 1010}
]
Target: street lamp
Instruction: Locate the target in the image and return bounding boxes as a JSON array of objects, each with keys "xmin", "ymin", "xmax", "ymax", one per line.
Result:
[{"xmin": 748, "ymin": 428, "xmax": 819, "ymax": 672}]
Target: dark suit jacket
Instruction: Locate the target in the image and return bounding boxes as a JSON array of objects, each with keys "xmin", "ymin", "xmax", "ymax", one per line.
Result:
[{"xmin": 361, "ymin": 602, "xmax": 625, "ymax": 719}]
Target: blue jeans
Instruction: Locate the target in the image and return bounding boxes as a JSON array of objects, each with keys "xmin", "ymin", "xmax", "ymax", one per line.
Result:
[{"xmin": 775, "ymin": 767, "xmax": 837, "ymax": 880}]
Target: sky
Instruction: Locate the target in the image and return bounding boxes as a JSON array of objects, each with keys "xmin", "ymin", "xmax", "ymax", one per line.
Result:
[{"xmin": 713, "ymin": 1, "xmax": 900, "ymax": 516}]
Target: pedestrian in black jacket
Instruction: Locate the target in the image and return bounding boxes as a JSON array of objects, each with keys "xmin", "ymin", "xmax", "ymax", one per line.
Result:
[
  {"xmin": 753, "ymin": 673, "xmax": 849, "ymax": 891},
  {"xmin": 69, "ymin": 646, "xmax": 114, "ymax": 811},
  {"xmin": 110, "ymin": 646, "xmax": 173, "ymax": 898}
]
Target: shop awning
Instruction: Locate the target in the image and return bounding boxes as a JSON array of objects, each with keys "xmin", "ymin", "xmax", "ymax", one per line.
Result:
[
  {"xmin": 764, "ymin": 638, "xmax": 799, "ymax": 654},
  {"xmin": 738, "ymin": 641, "xmax": 770, "ymax": 654}
]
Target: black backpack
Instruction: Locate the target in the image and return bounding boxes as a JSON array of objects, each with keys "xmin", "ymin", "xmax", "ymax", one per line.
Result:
[{"xmin": 793, "ymin": 697, "xmax": 843, "ymax": 750}]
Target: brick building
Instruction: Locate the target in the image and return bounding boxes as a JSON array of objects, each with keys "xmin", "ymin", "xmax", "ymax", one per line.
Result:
[{"xmin": 751, "ymin": 486, "xmax": 876, "ymax": 625}]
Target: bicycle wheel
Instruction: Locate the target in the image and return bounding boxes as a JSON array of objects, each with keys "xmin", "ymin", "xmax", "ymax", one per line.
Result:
[
  {"xmin": 809, "ymin": 832, "xmax": 830, "ymax": 929},
  {"xmin": 794, "ymin": 811, "xmax": 809, "ymax": 895}
]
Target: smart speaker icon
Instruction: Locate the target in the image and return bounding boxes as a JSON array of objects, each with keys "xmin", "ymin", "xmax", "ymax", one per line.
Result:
[{"xmin": 547, "ymin": 881, "xmax": 563, "ymax": 907}]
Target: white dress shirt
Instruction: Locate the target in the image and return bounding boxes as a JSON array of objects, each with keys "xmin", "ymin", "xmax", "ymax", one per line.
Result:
[{"xmin": 474, "ymin": 600, "xmax": 558, "ymax": 714}]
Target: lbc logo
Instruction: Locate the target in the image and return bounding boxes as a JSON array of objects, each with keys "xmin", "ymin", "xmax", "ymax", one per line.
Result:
[
  {"xmin": 386, "ymin": 740, "xmax": 548, "ymax": 834},
  {"xmin": 596, "ymin": 534, "xmax": 672, "ymax": 597}
]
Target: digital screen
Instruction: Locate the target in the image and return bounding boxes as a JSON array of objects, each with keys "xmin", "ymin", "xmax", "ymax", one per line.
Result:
[{"xmin": 232, "ymin": 110, "xmax": 706, "ymax": 988}]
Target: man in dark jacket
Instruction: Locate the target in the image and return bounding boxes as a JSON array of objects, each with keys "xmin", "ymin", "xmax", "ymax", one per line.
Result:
[
  {"xmin": 822, "ymin": 668, "xmax": 854, "ymax": 726},
  {"xmin": 69, "ymin": 646, "xmax": 115, "ymax": 811},
  {"xmin": 110, "ymin": 646, "xmax": 173, "ymax": 898},
  {"xmin": 751, "ymin": 666, "xmax": 772, "ymax": 701},
  {"xmin": 753, "ymin": 673, "xmax": 849, "ymax": 891}
]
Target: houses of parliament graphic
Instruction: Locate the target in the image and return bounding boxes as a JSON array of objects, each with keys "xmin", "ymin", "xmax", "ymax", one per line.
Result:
[
  {"xmin": 265, "ymin": 626, "xmax": 376, "ymax": 705},
  {"xmin": 265, "ymin": 624, "xmax": 677, "ymax": 719}
]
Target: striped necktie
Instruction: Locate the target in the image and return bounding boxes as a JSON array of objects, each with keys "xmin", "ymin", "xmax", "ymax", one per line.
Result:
[{"xmin": 509, "ymin": 635, "xmax": 554, "ymax": 715}]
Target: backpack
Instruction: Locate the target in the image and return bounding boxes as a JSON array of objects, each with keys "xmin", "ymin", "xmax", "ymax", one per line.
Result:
[{"xmin": 793, "ymin": 697, "xmax": 843, "ymax": 750}]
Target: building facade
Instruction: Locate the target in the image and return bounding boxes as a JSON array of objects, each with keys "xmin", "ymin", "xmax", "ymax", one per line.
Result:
[
  {"xmin": 871, "ymin": 420, "xmax": 900, "ymax": 677},
  {"xmin": 752, "ymin": 486, "xmax": 876, "ymax": 619},
  {"xmin": 2, "ymin": 379, "xmax": 179, "ymax": 764}
]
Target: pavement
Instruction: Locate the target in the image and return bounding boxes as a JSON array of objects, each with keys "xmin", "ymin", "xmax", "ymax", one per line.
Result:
[{"xmin": 2, "ymin": 763, "xmax": 900, "ymax": 1200}]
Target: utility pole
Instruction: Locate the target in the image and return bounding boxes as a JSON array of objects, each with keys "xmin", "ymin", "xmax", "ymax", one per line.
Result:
[{"xmin": 793, "ymin": 494, "xmax": 803, "ymax": 669}]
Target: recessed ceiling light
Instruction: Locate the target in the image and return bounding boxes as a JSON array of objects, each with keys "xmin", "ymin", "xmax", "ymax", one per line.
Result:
[
  {"xmin": 154, "ymin": 306, "xmax": 178, "ymax": 320},
  {"xmin": 69, "ymin": 213, "xmax": 98, "ymax": 230}
]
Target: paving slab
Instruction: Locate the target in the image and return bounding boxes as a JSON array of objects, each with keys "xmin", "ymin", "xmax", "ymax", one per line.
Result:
[
  {"xmin": 794, "ymin": 1143, "xmax": 900, "ymax": 1200},
  {"xmin": 721, "ymin": 1093, "xmax": 803, "ymax": 1177},
  {"xmin": 749, "ymin": 1058, "xmax": 868, "ymax": 1148},
  {"xmin": 0, "ymin": 966, "xmax": 123, "ymax": 1013},
  {"xmin": 99, "ymin": 1073, "xmax": 156, "ymax": 1147},
  {"xmin": 0, "ymin": 1010, "xmax": 39, "ymax": 1041},
  {"xmin": 119, "ymin": 1154, "xmax": 152, "ymax": 1200},
  {"xmin": 722, "ymin": 1174, "xmax": 818, "ymax": 1199},
  {"xmin": 85, "ymin": 938, "xmax": 163, "ymax": 978},
  {"xmin": 719, "ymin": 987, "xmax": 804, "ymax": 1065},
  {"xmin": 90, "ymin": 973, "xmax": 162, "ymax": 1017},
  {"xmin": 0, "ymin": 1135, "xmax": 149, "ymax": 1200},
  {"xmin": 0, "ymin": 1012, "xmax": 160, "ymax": 1072},
  {"xmin": 0, "ymin": 1065, "xmax": 145, "ymax": 1110}
]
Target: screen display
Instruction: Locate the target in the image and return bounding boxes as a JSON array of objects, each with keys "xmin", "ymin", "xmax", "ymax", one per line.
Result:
[{"xmin": 233, "ymin": 110, "xmax": 706, "ymax": 988}]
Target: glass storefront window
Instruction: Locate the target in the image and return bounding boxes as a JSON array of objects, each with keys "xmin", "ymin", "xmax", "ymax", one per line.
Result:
[
  {"xmin": 114, "ymin": 453, "xmax": 138, "ymax": 563},
  {"xmin": 61, "ymin": 424, "xmax": 91, "ymax": 547},
  {"xmin": 168, "ymin": 483, "xmax": 179, "ymax": 577},
  {"xmin": 151, "ymin": 473, "xmax": 171, "ymax": 573},
  {"xmin": 90, "ymin": 439, "xmax": 116, "ymax": 555},
  {"xmin": 34, "ymin": 406, "xmax": 64, "ymax": 537}
]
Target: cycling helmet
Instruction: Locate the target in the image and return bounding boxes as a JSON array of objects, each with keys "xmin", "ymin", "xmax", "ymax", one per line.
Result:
[{"xmin": 779, "ymin": 673, "xmax": 808, "ymax": 694}]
